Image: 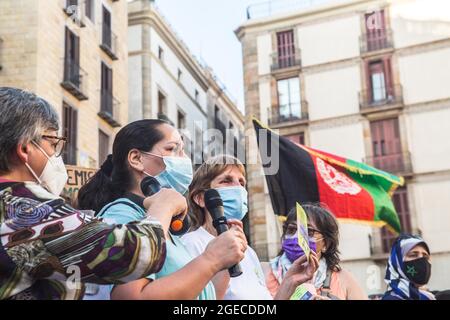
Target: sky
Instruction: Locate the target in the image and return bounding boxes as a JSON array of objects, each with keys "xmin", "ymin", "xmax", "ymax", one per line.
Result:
[{"xmin": 154, "ymin": 0, "xmax": 260, "ymax": 113}]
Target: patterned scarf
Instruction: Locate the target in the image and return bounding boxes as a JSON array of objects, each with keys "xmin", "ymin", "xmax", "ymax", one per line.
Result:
[{"xmin": 384, "ymin": 235, "xmax": 435, "ymax": 300}]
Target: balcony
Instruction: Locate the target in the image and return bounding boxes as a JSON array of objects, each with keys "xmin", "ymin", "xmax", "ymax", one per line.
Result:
[
  {"xmin": 359, "ymin": 85, "xmax": 403, "ymax": 111},
  {"xmin": 268, "ymin": 103, "xmax": 309, "ymax": 126},
  {"xmin": 61, "ymin": 58, "xmax": 88, "ymax": 101},
  {"xmin": 100, "ymin": 23, "xmax": 118, "ymax": 60},
  {"xmin": 364, "ymin": 151, "xmax": 412, "ymax": 175},
  {"xmin": 98, "ymin": 91, "xmax": 121, "ymax": 127},
  {"xmin": 271, "ymin": 49, "xmax": 301, "ymax": 72},
  {"xmin": 61, "ymin": 0, "xmax": 86, "ymax": 28},
  {"xmin": 360, "ymin": 29, "xmax": 393, "ymax": 54}
]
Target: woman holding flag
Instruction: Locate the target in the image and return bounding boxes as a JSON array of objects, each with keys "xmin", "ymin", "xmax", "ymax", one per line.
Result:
[{"xmin": 266, "ymin": 204, "xmax": 367, "ymax": 300}]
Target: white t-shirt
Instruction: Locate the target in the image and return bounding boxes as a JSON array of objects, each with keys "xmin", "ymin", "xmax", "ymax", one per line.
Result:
[{"xmin": 181, "ymin": 227, "xmax": 273, "ymax": 300}]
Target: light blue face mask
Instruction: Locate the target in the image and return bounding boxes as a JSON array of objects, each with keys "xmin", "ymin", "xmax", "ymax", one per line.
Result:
[
  {"xmin": 215, "ymin": 186, "xmax": 248, "ymax": 221},
  {"xmin": 142, "ymin": 152, "xmax": 193, "ymax": 195}
]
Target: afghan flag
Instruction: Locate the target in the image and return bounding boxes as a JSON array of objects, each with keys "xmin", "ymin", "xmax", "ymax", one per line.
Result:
[{"xmin": 253, "ymin": 119, "xmax": 404, "ymax": 233}]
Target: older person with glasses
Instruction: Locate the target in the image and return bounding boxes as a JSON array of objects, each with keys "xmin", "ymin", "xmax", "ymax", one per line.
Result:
[
  {"xmin": 266, "ymin": 203, "xmax": 368, "ymax": 300},
  {"xmin": 0, "ymin": 87, "xmax": 187, "ymax": 300}
]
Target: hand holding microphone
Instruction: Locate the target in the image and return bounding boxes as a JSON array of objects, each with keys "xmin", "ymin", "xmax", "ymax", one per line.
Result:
[
  {"xmin": 204, "ymin": 189, "xmax": 245, "ymax": 277},
  {"xmin": 141, "ymin": 176, "xmax": 190, "ymax": 235}
]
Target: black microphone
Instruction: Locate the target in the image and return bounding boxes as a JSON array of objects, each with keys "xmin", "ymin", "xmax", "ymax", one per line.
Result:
[
  {"xmin": 204, "ymin": 189, "xmax": 243, "ymax": 278},
  {"xmin": 140, "ymin": 176, "xmax": 190, "ymax": 236}
]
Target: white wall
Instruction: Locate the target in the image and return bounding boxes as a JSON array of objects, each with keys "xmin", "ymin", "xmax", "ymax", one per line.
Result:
[
  {"xmin": 410, "ymin": 178, "xmax": 450, "ymax": 253},
  {"xmin": 305, "ymin": 65, "xmax": 361, "ymax": 120},
  {"xmin": 391, "ymin": 0, "xmax": 450, "ymax": 49},
  {"xmin": 128, "ymin": 55, "xmax": 143, "ymax": 122},
  {"xmin": 128, "ymin": 24, "xmax": 142, "ymax": 52},
  {"xmin": 257, "ymin": 33, "xmax": 272, "ymax": 76},
  {"xmin": 309, "ymin": 122, "xmax": 366, "ymax": 162},
  {"xmin": 405, "ymin": 108, "xmax": 450, "ymax": 173},
  {"xmin": 298, "ymin": 15, "xmax": 361, "ymax": 66},
  {"xmin": 149, "ymin": 27, "xmax": 207, "ymax": 112},
  {"xmin": 399, "ymin": 47, "xmax": 450, "ymax": 105}
]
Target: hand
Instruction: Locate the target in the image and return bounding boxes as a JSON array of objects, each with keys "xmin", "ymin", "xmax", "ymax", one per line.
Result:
[
  {"xmin": 274, "ymin": 252, "xmax": 319, "ymax": 300},
  {"xmin": 284, "ymin": 251, "xmax": 319, "ymax": 286},
  {"xmin": 144, "ymin": 188, "xmax": 188, "ymax": 234},
  {"xmin": 144, "ymin": 188, "xmax": 187, "ymax": 217},
  {"xmin": 203, "ymin": 225, "xmax": 247, "ymax": 273}
]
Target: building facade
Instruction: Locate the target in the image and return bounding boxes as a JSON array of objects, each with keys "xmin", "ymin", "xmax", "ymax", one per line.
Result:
[
  {"xmin": 0, "ymin": 0, "xmax": 128, "ymax": 169},
  {"xmin": 128, "ymin": 0, "xmax": 244, "ymax": 165},
  {"xmin": 236, "ymin": 0, "xmax": 450, "ymax": 295}
]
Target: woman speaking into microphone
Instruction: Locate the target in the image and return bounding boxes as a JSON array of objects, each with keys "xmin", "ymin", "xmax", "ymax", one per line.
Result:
[
  {"xmin": 78, "ymin": 120, "xmax": 246, "ymax": 300},
  {"xmin": 182, "ymin": 155, "xmax": 319, "ymax": 300}
]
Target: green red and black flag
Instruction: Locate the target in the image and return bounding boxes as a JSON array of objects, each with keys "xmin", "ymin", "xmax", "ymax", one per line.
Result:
[{"xmin": 253, "ymin": 118, "xmax": 404, "ymax": 233}]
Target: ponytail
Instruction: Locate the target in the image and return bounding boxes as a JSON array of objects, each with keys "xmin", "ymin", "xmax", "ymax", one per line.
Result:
[{"xmin": 77, "ymin": 119, "xmax": 167, "ymax": 214}]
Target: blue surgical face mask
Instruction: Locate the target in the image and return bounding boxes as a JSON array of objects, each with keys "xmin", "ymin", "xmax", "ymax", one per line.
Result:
[
  {"xmin": 142, "ymin": 151, "xmax": 193, "ymax": 195},
  {"xmin": 215, "ymin": 186, "xmax": 248, "ymax": 221}
]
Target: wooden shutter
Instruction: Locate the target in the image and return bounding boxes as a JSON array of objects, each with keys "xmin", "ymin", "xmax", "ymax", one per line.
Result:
[
  {"xmin": 102, "ymin": 6, "xmax": 111, "ymax": 48},
  {"xmin": 63, "ymin": 103, "xmax": 78, "ymax": 165},
  {"xmin": 277, "ymin": 30, "xmax": 295, "ymax": 68},
  {"xmin": 365, "ymin": 9, "xmax": 386, "ymax": 51},
  {"xmin": 370, "ymin": 118, "xmax": 402, "ymax": 172}
]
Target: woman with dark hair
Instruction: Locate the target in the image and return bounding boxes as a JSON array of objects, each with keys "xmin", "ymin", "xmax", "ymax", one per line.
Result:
[
  {"xmin": 78, "ymin": 120, "xmax": 246, "ymax": 300},
  {"xmin": 266, "ymin": 204, "xmax": 367, "ymax": 300},
  {"xmin": 382, "ymin": 234, "xmax": 435, "ymax": 300}
]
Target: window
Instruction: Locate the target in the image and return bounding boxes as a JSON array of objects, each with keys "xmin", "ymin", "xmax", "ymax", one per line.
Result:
[
  {"xmin": 98, "ymin": 130, "xmax": 110, "ymax": 165},
  {"xmin": 286, "ymin": 133, "xmax": 305, "ymax": 145},
  {"xmin": 194, "ymin": 126, "xmax": 203, "ymax": 165},
  {"xmin": 369, "ymin": 61, "xmax": 386, "ymax": 102},
  {"xmin": 177, "ymin": 109, "xmax": 186, "ymax": 129},
  {"xmin": 102, "ymin": 6, "xmax": 111, "ymax": 48},
  {"xmin": 277, "ymin": 77, "xmax": 301, "ymax": 121},
  {"xmin": 370, "ymin": 118, "xmax": 404, "ymax": 173},
  {"xmin": 85, "ymin": 0, "xmax": 95, "ymax": 22},
  {"xmin": 276, "ymin": 30, "xmax": 296, "ymax": 69},
  {"xmin": 177, "ymin": 68, "xmax": 183, "ymax": 82},
  {"xmin": 381, "ymin": 187, "xmax": 412, "ymax": 253},
  {"xmin": 100, "ymin": 62, "xmax": 113, "ymax": 115},
  {"xmin": 158, "ymin": 46, "xmax": 164, "ymax": 61},
  {"xmin": 214, "ymin": 105, "xmax": 220, "ymax": 120},
  {"xmin": 364, "ymin": 9, "xmax": 388, "ymax": 52},
  {"xmin": 195, "ymin": 90, "xmax": 199, "ymax": 102},
  {"xmin": 367, "ymin": 58, "xmax": 393, "ymax": 104},
  {"xmin": 62, "ymin": 102, "xmax": 78, "ymax": 165},
  {"xmin": 157, "ymin": 91, "xmax": 167, "ymax": 116},
  {"xmin": 63, "ymin": 27, "xmax": 80, "ymax": 87}
]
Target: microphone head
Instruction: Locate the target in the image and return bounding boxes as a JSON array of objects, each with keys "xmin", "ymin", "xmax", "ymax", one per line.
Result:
[
  {"xmin": 140, "ymin": 176, "xmax": 161, "ymax": 196},
  {"xmin": 204, "ymin": 189, "xmax": 223, "ymax": 217}
]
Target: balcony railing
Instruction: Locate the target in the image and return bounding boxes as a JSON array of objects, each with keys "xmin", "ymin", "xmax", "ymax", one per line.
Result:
[
  {"xmin": 62, "ymin": 0, "xmax": 86, "ymax": 27},
  {"xmin": 61, "ymin": 58, "xmax": 88, "ymax": 100},
  {"xmin": 271, "ymin": 49, "xmax": 301, "ymax": 72},
  {"xmin": 100, "ymin": 23, "xmax": 118, "ymax": 60},
  {"xmin": 359, "ymin": 84, "xmax": 403, "ymax": 110},
  {"xmin": 268, "ymin": 103, "xmax": 309, "ymax": 125},
  {"xmin": 98, "ymin": 91, "xmax": 121, "ymax": 127},
  {"xmin": 360, "ymin": 29, "xmax": 393, "ymax": 54},
  {"xmin": 365, "ymin": 151, "xmax": 412, "ymax": 175}
]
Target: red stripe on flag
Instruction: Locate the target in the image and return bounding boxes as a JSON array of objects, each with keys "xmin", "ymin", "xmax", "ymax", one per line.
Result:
[{"xmin": 310, "ymin": 152, "xmax": 375, "ymax": 221}]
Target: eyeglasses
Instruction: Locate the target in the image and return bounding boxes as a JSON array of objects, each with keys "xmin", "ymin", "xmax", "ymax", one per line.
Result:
[
  {"xmin": 41, "ymin": 135, "xmax": 67, "ymax": 157},
  {"xmin": 308, "ymin": 227, "xmax": 321, "ymax": 238}
]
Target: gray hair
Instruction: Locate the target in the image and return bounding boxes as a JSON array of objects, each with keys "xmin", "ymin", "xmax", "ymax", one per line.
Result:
[{"xmin": 0, "ymin": 87, "xmax": 60, "ymax": 173}]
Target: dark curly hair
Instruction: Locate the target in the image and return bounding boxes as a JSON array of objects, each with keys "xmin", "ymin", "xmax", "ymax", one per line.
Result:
[{"xmin": 282, "ymin": 203, "xmax": 341, "ymax": 272}]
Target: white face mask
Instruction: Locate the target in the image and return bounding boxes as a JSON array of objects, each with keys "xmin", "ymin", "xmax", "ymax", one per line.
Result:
[{"xmin": 25, "ymin": 141, "xmax": 68, "ymax": 196}]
